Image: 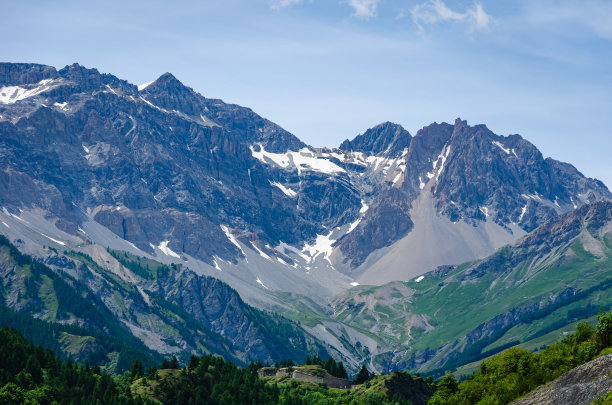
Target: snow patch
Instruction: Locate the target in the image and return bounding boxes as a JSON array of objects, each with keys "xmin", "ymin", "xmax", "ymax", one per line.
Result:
[
  {"xmin": 492, "ymin": 141, "xmax": 511, "ymax": 155},
  {"xmin": 251, "ymin": 243, "xmax": 271, "ymax": 260},
  {"xmin": 138, "ymin": 81, "xmax": 154, "ymax": 91},
  {"xmin": 480, "ymin": 206, "xmax": 489, "ymax": 217},
  {"xmin": 158, "ymin": 241, "xmax": 181, "ymax": 258},
  {"xmin": 302, "ymin": 231, "xmax": 336, "ymax": 263},
  {"xmin": 0, "ymin": 79, "xmax": 58, "ymax": 104},
  {"xmin": 221, "ymin": 225, "xmax": 246, "ymax": 256},
  {"xmin": 53, "ymin": 101, "xmax": 69, "ymax": 111},
  {"xmin": 359, "ymin": 201, "xmax": 369, "ymax": 214},
  {"xmin": 414, "ymin": 275, "xmax": 424, "ymax": 283},
  {"xmin": 270, "ymin": 181, "xmax": 297, "ymax": 198},
  {"xmin": 256, "ymin": 277, "xmax": 269, "ymax": 289},
  {"xmin": 43, "ymin": 234, "xmax": 66, "ymax": 246},
  {"xmin": 350, "ymin": 281, "xmax": 360, "ymax": 287},
  {"xmin": 347, "ymin": 218, "xmax": 361, "ymax": 234},
  {"xmin": 1, "ymin": 221, "xmax": 8, "ymax": 228},
  {"xmin": 250, "ymin": 145, "xmax": 345, "ymax": 175},
  {"xmin": 518, "ymin": 203, "xmax": 528, "ymax": 222}
]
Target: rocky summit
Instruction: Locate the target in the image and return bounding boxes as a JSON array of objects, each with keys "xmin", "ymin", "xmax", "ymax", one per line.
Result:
[{"xmin": 0, "ymin": 63, "xmax": 609, "ymax": 298}]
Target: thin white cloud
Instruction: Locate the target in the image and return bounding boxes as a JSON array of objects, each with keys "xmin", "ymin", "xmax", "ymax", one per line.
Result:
[
  {"xmin": 348, "ymin": 0, "xmax": 380, "ymax": 18},
  {"xmin": 524, "ymin": 1, "xmax": 612, "ymax": 40},
  {"xmin": 411, "ymin": 0, "xmax": 492, "ymax": 31},
  {"xmin": 270, "ymin": 0, "xmax": 304, "ymax": 10}
]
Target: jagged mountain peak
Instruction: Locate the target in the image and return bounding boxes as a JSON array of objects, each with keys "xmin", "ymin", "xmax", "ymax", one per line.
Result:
[{"xmin": 339, "ymin": 121, "xmax": 411, "ymax": 157}]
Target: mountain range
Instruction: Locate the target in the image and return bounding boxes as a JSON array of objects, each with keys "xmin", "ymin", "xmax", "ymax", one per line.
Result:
[{"xmin": 0, "ymin": 62, "xmax": 610, "ymax": 374}]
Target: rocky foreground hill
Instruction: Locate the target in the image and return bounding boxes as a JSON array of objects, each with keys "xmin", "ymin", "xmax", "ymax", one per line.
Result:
[{"xmin": 510, "ymin": 353, "xmax": 612, "ymax": 405}]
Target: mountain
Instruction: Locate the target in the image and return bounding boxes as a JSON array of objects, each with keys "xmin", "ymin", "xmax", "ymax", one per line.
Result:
[
  {"xmin": 329, "ymin": 200, "xmax": 612, "ymax": 373},
  {"xmin": 0, "ymin": 234, "xmax": 328, "ymax": 367},
  {"xmin": 0, "ymin": 62, "xmax": 611, "ymax": 373}
]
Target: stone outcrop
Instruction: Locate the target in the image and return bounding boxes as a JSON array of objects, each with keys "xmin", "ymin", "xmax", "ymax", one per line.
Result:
[{"xmin": 510, "ymin": 354, "xmax": 612, "ymax": 405}]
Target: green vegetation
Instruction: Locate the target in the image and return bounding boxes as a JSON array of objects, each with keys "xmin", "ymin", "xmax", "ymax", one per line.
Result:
[
  {"xmin": 0, "ymin": 323, "xmax": 434, "ymax": 404},
  {"xmin": 0, "ymin": 325, "xmax": 143, "ymax": 404},
  {"xmin": 108, "ymin": 249, "xmax": 173, "ymax": 280},
  {"xmin": 428, "ymin": 310, "xmax": 612, "ymax": 404}
]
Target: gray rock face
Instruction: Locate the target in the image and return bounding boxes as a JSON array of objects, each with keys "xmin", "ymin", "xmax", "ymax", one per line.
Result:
[
  {"xmin": 510, "ymin": 353, "xmax": 612, "ymax": 405},
  {"xmin": 340, "ymin": 121, "xmax": 412, "ymax": 157},
  {"xmin": 0, "ymin": 62, "xmax": 610, "ymax": 288}
]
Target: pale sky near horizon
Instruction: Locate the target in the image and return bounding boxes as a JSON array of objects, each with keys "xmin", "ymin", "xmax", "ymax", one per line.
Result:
[{"xmin": 1, "ymin": 0, "xmax": 610, "ymax": 187}]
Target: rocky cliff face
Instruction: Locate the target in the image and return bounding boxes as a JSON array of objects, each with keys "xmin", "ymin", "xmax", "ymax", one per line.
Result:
[
  {"xmin": 510, "ymin": 353, "xmax": 612, "ymax": 405},
  {"xmin": 1, "ymin": 63, "xmax": 609, "ymax": 292}
]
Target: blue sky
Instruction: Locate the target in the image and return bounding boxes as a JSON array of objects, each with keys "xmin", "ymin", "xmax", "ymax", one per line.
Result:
[{"xmin": 2, "ymin": 0, "xmax": 611, "ymax": 187}]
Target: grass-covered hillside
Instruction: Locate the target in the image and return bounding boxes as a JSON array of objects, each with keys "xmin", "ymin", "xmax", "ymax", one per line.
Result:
[{"xmin": 328, "ymin": 201, "xmax": 612, "ymax": 374}]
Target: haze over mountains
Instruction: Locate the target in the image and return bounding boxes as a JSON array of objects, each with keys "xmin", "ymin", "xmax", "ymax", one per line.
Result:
[{"xmin": 0, "ymin": 62, "xmax": 610, "ymax": 373}]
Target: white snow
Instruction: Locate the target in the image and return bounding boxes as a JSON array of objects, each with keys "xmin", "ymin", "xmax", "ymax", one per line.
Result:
[
  {"xmin": 419, "ymin": 176, "xmax": 426, "ymax": 190},
  {"xmin": 251, "ymin": 243, "xmax": 272, "ymax": 260},
  {"xmin": 139, "ymin": 97, "xmax": 170, "ymax": 113},
  {"xmin": 213, "ymin": 258, "xmax": 222, "ymax": 271},
  {"xmin": 82, "ymin": 145, "xmax": 89, "ymax": 153},
  {"xmin": 1, "ymin": 221, "xmax": 8, "ymax": 228},
  {"xmin": 138, "ymin": 81, "xmax": 154, "ymax": 91},
  {"xmin": 435, "ymin": 145, "xmax": 451, "ymax": 181},
  {"xmin": 302, "ymin": 231, "xmax": 336, "ymax": 263},
  {"xmin": 570, "ymin": 197, "xmax": 578, "ymax": 209},
  {"xmin": 480, "ymin": 206, "xmax": 489, "ymax": 217},
  {"xmin": 347, "ymin": 218, "xmax": 361, "ymax": 234},
  {"xmin": 554, "ymin": 197, "xmax": 560, "ymax": 208},
  {"xmin": 221, "ymin": 225, "xmax": 246, "ymax": 256},
  {"xmin": 393, "ymin": 172, "xmax": 402, "ymax": 185},
  {"xmin": 518, "ymin": 203, "xmax": 528, "ymax": 222},
  {"xmin": 256, "ymin": 277, "xmax": 269, "ymax": 289},
  {"xmin": 350, "ymin": 281, "xmax": 360, "ymax": 287},
  {"xmin": 158, "ymin": 240, "xmax": 181, "ymax": 258},
  {"xmin": 53, "ymin": 101, "xmax": 69, "ymax": 111},
  {"xmin": 0, "ymin": 79, "xmax": 58, "ymax": 104},
  {"xmin": 270, "ymin": 181, "xmax": 297, "ymax": 197},
  {"xmin": 250, "ymin": 145, "xmax": 345, "ymax": 175},
  {"xmin": 43, "ymin": 234, "xmax": 66, "ymax": 246},
  {"xmin": 415, "ymin": 275, "xmax": 424, "ymax": 283},
  {"xmin": 359, "ymin": 200, "xmax": 369, "ymax": 214},
  {"xmin": 492, "ymin": 140, "xmax": 511, "ymax": 155}
]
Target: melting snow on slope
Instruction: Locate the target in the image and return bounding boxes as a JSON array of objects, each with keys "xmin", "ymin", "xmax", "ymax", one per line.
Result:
[
  {"xmin": 251, "ymin": 243, "xmax": 272, "ymax": 260},
  {"xmin": 250, "ymin": 145, "xmax": 345, "ymax": 175},
  {"xmin": 346, "ymin": 219, "xmax": 361, "ymax": 234},
  {"xmin": 42, "ymin": 234, "xmax": 66, "ymax": 246},
  {"xmin": 492, "ymin": 140, "xmax": 518, "ymax": 158},
  {"xmin": 359, "ymin": 200, "xmax": 369, "ymax": 214},
  {"xmin": 480, "ymin": 206, "xmax": 489, "ymax": 217},
  {"xmin": 256, "ymin": 277, "xmax": 269, "ymax": 289},
  {"xmin": 221, "ymin": 225, "xmax": 246, "ymax": 256},
  {"xmin": 350, "ymin": 281, "xmax": 360, "ymax": 286},
  {"xmin": 270, "ymin": 181, "xmax": 297, "ymax": 197},
  {"xmin": 518, "ymin": 203, "xmax": 528, "ymax": 222},
  {"xmin": 158, "ymin": 241, "xmax": 181, "ymax": 258},
  {"xmin": 138, "ymin": 81, "xmax": 154, "ymax": 91},
  {"xmin": 302, "ymin": 231, "xmax": 336, "ymax": 263},
  {"xmin": 0, "ymin": 79, "xmax": 58, "ymax": 104},
  {"xmin": 492, "ymin": 140, "xmax": 511, "ymax": 154},
  {"xmin": 53, "ymin": 101, "xmax": 69, "ymax": 111},
  {"xmin": 414, "ymin": 276, "xmax": 424, "ymax": 283}
]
